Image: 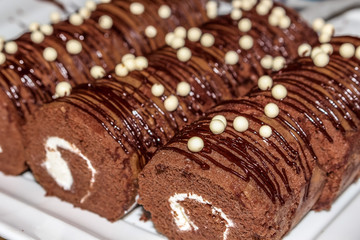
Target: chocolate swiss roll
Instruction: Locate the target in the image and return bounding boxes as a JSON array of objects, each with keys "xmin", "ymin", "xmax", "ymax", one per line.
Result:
[
  {"xmin": 0, "ymin": 0, "xmax": 210, "ymax": 175},
  {"xmin": 25, "ymin": 2, "xmax": 317, "ymax": 221},
  {"xmin": 138, "ymin": 36, "xmax": 360, "ymax": 240}
]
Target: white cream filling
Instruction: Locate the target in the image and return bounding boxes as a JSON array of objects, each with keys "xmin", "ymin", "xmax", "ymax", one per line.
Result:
[
  {"xmin": 43, "ymin": 137, "xmax": 96, "ymax": 199},
  {"xmin": 169, "ymin": 193, "xmax": 234, "ymax": 240},
  {"xmin": 0, "ymin": 145, "xmax": 3, "ymax": 153}
]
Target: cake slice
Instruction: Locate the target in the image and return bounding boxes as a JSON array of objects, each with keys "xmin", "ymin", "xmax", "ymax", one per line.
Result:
[{"xmin": 138, "ymin": 36, "xmax": 360, "ymax": 239}]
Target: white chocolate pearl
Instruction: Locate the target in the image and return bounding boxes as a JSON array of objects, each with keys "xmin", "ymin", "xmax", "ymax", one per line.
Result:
[
  {"xmin": 69, "ymin": 13, "xmax": 83, "ymax": 26},
  {"xmin": 258, "ymin": 75, "xmax": 273, "ymax": 90},
  {"xmin": 312, "ymin": 18, "xmax": 325, "ymax": 32},
  {"xmin": 158, "ymin": 5, "xmax": 171, "ymax": 19},
  {"xmin": 90, "ymin": 65, "xmax": 106, "ymax": 79},
  {"xmin": 256, "ymin": 3, "xmax": 270, "ymax": 16},
  {"xmin": 174, "ymin": 26, "xmax": 187, "ymax": 39},
  {"xmin": 321, "ymin": 23, "xmax": 334, "ymax": 36},
  {"xmin": 130, "ymin": 2, "xmax": 144, "ymax": 15},
  {"xmin": 55, "ymin": 82, "xmax": 72, "ymax": 97},
  {"xmin": 339, "ymin": 43, "xmax": 355, "ymax": 59},
  {"xmin": 298, "ymin": 43, "xmax": 312, "ymax": 57},
  {"xmin": 145, "ymin": 25, "xmax": 157, "ymax": 38},
  {"xmin": 271, "ymin": 84, "xmax": 288, "ymax": 100},
  {"xmin": 261, "ymin": 0, "xmax": 273, "ymax": 8},
  {"xmin": 279, "ymin": 16, "xmax": 291, "ymax": 29},
  {"xmin": 264, "ymin": 103, "xmax": 280, "ymax": 118},
  {"xmin": 273, "ymin": 56, "xmax": 286, "ymax": 71},
  {"xmin": 233, "ymin": 116, "xmax": 249, "ymax": 132},
  {"xmin": 99, "ymin": 15, "xmax": 113, "ymax": 29},
  {"xmin": 176, "ymin": 82, "xmax": 191, "ymax": 97},
  {"xmin": 210, "ymin": 119, "xmax": 226, "ymax": 134},
  {"xmin": 30, "ymin": 31, "xmax": 44, "ymax": 44},
  {"xmin": 124, "ymin": 58, "xmax": 136, "ymax": 71},
  {"xmin": 79, "ymin": 7, "xmax": 91, "ymax": 19},
  {"xmin": 187, "ymin": 27, "xmax": 202, "ymax": 42},
  {"xmin": 212, "ymin": 115, "xmax": 227, "ymax": 127},
  {"xmin": 29, "ymin": 22, "xmax": 39, "ymax": 32},
  {"xmin": 165, "ymin": 32, "xmax": 175, "ymax": 45},
  {"xmin": 268, "ymin": 14, "xmax": 280, "ymax": 27},
  {"xmin": 311, "ymin": 47, "xmax": 323, "ymax": 59},
  {"xmin": 232, "ymin": 0, "xmax": 242, "ymax": 8},
  {"xmin": 0, "ymin": 53, "xmax": 6, "ymax": 65},
  {"xmin": 85, "ymin": 0, "xmax": 97, "ymax": 11},
  {"xmin": 115, "ymin": 63, "xmax": 128, "ymax": 77},
  {"xmin": 40, "ymin": 24, "xmax": 54, "ymax": 36},
  {"xmin": 320, "ymin": 43, "xmax": 333, "ymax": 55},
  {"xmin": 122, "ymin": 53, "xmax": 135, "ymax": 62},
  {"xmin": 241, "ymin": 0, "xmax": 255, "ymax": 11},
  {"xmin": 239, "ymin": 35, "xmax": 253, "ymax": 50},
  {"xmin": 319, "ymin": 33, "xmax": 332, "ymax": 44},
  {"xmin": 207, "ymin": 7, "xmax": 217, "ymax": 19},
  {"xmin": 151, "ymin": 83, "xmax": 165, "ymax": 97},
  {"xmin": 238, "ymin": 18, "xmax": 251, "ymax": 32},
  {"xmin": 272, "ymin": 7, "xmax": 286, "ymax": 17},
  {"xmin": 66, "ymin": 40, "xmax": 82, "ymax": 55},
  {"xmin": 231, "ymin": 8, "xmax": 242, "ymax": 20},
  {"xmin": 135, "ymin": 56, "xmax": 148, "ymax": 70},
  {"xmin": 225, "ymin": 51, "xmax": 239, "ymax": 65},
  {"xmin": 260, "ymin": 55, "xmax": 273, "ymax": 69},
  {"xmin": 200, "ymin": 33, "xmax": 215, "ymax": 47},
  {"xmin": 177, "ymin": 47, "xmax": 192, "ymax": 62},
  {"xmin": 171, "ymin": 37, "xmax": 185, "ymax": 49},
  {"xmin": 187, "ymin": 136, "xmax": 204, "ymax": 152},
  {"xmin": 259, "ymin": 125, "xmax": 272, "ymax": 138},
  {"xmin": 43, "ymin": 47, "xmax": 57, "ymax": 62},
  {"xmin": 313, "ymin": 52, "xmax": 329, "ymax": 67},
  {"xmin": 356, "ymin": 46, "xmax": 360, "ymax": 60},
  {"xmin": 206, "ymin": 1, "xmax": 217, "ymax": 19},
  {"xmin": 164, "ymin": 95, "xmax": 179, "ymax": 111},
  {"xmin": 50, "ymin": 12, "xmax": 61, "ymax": 24},
  {"xmin": 4, "ymin": 41, "xmax": 18, "ymax": 54}
]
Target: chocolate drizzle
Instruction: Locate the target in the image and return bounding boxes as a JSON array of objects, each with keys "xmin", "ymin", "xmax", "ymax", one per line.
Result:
[{"xmin": 161, "ymin": 36, "xmax": 360, "ymax": 204}]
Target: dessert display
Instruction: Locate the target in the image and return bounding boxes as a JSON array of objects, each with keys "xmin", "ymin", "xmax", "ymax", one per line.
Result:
[
  {"xmin": 0, "ymin": 0, "xmax": 210, "ymax": 175},
  {"xmin": 138, "ymin": 36, "xmax": 360, "ymax": 240},
  {"xmin": 24, "ymin": 1, "xmax": 317, "ymax": 221}
]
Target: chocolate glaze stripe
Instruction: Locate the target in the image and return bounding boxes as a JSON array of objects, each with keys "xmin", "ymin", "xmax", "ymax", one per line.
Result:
[
  {"xmin": 166, "ymin": 118, "xmax": 293, "ymax": 204},
  {"xmin": 164, "ymin": 99, "xmax": 314, "ymax": 203},
  {"xmin": 251, "ymin": 56, "xmax": 360, "ymax": 136},
  {"xmin": 60, "ymin": 70, "xmax": 195, "ymax": 164},
  {"xmin": 150, "ymin": 46, "xmax": 227, "ymax": 103},
  {"xmin": 172, "ymin": 100, "xmax": 312, "ymax": 195}
]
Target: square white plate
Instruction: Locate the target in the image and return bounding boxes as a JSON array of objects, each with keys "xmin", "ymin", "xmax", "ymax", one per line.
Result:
[{"xmin": 0, "ymin": 1, "xmax": 360, "ymax": 239}]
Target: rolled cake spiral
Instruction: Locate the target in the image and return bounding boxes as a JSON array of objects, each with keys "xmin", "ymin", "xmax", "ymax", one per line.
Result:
[
  {"xmin": 138, "ymin": 36, "xmax": 360, "ymax": 240},
  {"xmin": 0, "ymin": 0, "xmax": 210, "ymax": 175},
  {"xmin": 25, "ymin": 2, "xmax": 317, "ymax": 221}
]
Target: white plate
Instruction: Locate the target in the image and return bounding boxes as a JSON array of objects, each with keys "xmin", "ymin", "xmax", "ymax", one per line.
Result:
[{"xmin": 1, "ymin": 1, "xmax": 360, "ymax": 239}]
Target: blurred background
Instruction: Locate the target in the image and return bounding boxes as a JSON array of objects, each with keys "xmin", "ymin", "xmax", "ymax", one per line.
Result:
[{"xmin": 0, "ymin": 0, "xmax": 359, "ymax": 40}]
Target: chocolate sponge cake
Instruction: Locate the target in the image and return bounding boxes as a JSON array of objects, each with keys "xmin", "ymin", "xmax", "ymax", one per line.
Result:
[
  {"xmin": 0, "ymin": 0, "xmax": 210, "ymax": 175},
  {"xmin": 138, "ymin": 36, "xmax": 360, "ymax": 240},
  {"xmin": 25, "ymin": 3, "xmax": 317, "ymax": 221}
]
